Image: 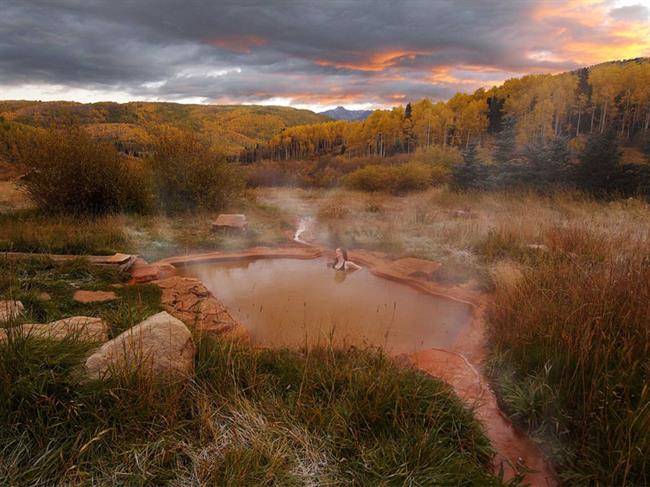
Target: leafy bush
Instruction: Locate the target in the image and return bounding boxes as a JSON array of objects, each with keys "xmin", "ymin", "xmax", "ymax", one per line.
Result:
[
  {"xmin": 18, "ymin": 127, "xmax": 153, "ymax": 214},
  {"xmin": 410, "ymin": 145, "xmax": 462, "ymax": 166},
  {"xmin": 244, "ymin": 160, "xmax": 302, "ymax": 187},
  {"xmin": 344, "ymin": 162, "xmax": 432, "ymax": 194},
  {"xmin": 149, "ymin": 127, "xmax": 244, "ymax": 212},
  {"xmin": 244, "ymin": 156, "xmax": 368, "ymax": 189}
]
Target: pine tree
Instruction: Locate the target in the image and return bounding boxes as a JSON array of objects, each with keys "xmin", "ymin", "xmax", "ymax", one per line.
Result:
[
  {"xmin": 453, "ymin": 142, "xmax": 482, "ymax": 190},
  {"xmin": 574, "ymin": 131, "xmax": 621, "ymax": 197},
  {"xmin": 523, "ymin": 135, "xmax": 571, "ymax": 189},
  {"xmin": 493, "ymin": 116, "xmax": 517, "ymax": 164}
]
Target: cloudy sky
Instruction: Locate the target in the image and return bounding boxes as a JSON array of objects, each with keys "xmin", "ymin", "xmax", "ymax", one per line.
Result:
[{"xmin": 1, "ymin": 0, "xmax": 649, "ymax": 111}]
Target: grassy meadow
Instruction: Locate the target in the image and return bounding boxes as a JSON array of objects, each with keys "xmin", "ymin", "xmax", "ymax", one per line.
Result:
[
  {"xmin": 1, "ymin": 165, "xmax": 649, "ymax": 484},
  {"xmin": 0, "ymin": 22, "xmax": 648, "ymax": 487}
]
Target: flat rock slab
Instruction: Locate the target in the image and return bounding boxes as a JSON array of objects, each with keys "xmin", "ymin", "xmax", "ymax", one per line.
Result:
[
  {"xmin": 0, "ymin": 300, "xmax": 24, "ymax": 323},
  {"xmin": 2, "ymin": 252, "xmax": 136, "ymax": 269},
  {"xmin": 0, "ymin": 316, "xmax": 108, "ymax": 343},
  {"xmin": 73, "ymin": 290, "xmax": 118, "ymax": 304},
  {"xmin": 85, "ymin": 311, "xmax": 195, "ymax": 381},
  {"xmin": 129, "ymin": 262, "xmax": 177, "ymax": 284},
  {"xmin": 212, "ymin": 213, "xmax": 248, "ymax": 230},
  {"xmin": 154, "ymin": 275, "xmax": 247, "ymax": 339}
]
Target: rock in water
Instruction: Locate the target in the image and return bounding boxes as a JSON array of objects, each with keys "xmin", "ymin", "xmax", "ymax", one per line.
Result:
[
  {"xmin": 85, "ymin": 311, "xmax": 195, "ymax": 381},
  {"xmin": 0, "ymin": 300, "xmax": 23, "ymax": 323}
]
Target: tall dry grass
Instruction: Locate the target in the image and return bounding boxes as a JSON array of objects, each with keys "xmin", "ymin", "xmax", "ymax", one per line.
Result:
[
  {"xmin": 0, "ymin": 211, "xmax": 130, "ymax": 255},
  {"xmin": 261, "ymin": 187, "xmax": 650, "ymax": 286},
  {"xmin": 488, "ymin": 228, "xmax": 650, "ymax": 485}
]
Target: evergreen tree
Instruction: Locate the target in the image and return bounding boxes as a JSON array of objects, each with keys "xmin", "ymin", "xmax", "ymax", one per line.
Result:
[
  {"xmin": 574, "ymin": 131, "xmax": 621, "ymax": 197},
  {"xmin": 486, "ymin": 96, "xmax": 505, "ymax": 134},
  {"xmin": 453, "ymin": 142, "xmax": 482, "ymax": 190},
  {"xmin": 493, "ymin": 116, "xmax": 518, "ymax": 164},
  {"xmin": 404, "ymin": 102, "xmax": 412, "ymax": 119},
  {"xmin": 523, "ymin": 135, "xmax": 571, "ymax": 189}
]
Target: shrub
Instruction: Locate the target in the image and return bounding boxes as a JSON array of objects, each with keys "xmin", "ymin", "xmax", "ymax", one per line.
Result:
[
  {"xmin": 452, "ymin": 142, "xmax": 483, "ymax": 191},
  {"xmin": 316, "ymin": 197, "xmax": 349, "ymax": 220},
  {"xmin": 410, "ymin": 145, "xmax": 462, "ymax": 166},
  {"xmin": 149, "ymin": 127, "xmax": 244, "ymax": 212},
  {"xmin": 18, "ymin": 127, "xmax": 153, "ymax": 214},
  {"xmin": 573, "ymin": 131, "xmax": 622, "ymax": 197},
  {"xmin": 344, "ymin": 162, "xmax": 432, "ymax": 194},
  {"xmin": 244, "ymin": 160, "xmax": 302, "ymax": 187}
]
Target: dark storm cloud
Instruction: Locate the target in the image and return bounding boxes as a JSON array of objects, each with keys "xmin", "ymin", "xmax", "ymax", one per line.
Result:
[{"xmin": 0, "ymin": 0, "xmax": 647, "ymax": 107}]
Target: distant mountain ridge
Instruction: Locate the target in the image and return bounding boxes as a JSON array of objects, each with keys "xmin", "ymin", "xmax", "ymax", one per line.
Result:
[{"xmin": 319, "ymin": 106, "xmax": 373, "ymax": 121}]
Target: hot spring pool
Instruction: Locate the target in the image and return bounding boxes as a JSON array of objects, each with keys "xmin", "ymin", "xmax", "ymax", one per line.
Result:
[{"xmin": 182, "ymin": 258, "xmax": 472, "ymax": 354}]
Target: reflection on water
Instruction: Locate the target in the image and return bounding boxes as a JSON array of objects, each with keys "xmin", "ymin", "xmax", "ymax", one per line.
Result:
[{"xmin": 184, "ymin": 258, "xmax": 472, "ymax": 354}]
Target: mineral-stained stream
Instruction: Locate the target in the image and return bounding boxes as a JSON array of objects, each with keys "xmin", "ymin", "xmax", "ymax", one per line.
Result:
[{"xmin": 183, "ymin": 257, "xmax": 472, "ymax": 354}]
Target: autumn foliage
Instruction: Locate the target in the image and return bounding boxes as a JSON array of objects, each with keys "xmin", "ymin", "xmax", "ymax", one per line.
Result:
[
  {"xmin": 19, "ymin": 127, "xmax": 153, "ymax": 214},
  {"xmin": 244, "ymin": 59, "xmax": 650, "ymax": 161},
  {"xmin": 148, "ymin": 127, "xmax": 244, "ymax": 212}
]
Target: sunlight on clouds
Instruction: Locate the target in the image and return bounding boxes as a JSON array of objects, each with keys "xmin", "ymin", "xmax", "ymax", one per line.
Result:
[
  {"xmin": 0, "ymin": 84, "xmax": 208, "ymax": 105},
  {"xmin": 0, "ymin": 1, "xmax": 648, "ymax": 109},
  {"xmin": 531, "ymin": 0, "xmax": 650, "ymax": 66}
]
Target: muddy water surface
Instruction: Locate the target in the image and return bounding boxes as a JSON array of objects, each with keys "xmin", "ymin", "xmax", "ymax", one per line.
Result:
[{"xmin": 184, "ymin": 258, "xmax": 472, "ymax": 354}]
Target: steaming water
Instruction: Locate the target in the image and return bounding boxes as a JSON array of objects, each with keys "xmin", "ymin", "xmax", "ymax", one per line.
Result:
[
  {"xmin": 184, "ymin": 258, "xmax": 472, "ymax": 354},
  {"xmin": 293, "ymin": 216, "xmax": 313, "ymax": 244}
]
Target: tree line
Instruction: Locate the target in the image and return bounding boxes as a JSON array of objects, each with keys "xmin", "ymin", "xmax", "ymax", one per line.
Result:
[
  {"xmin": 453, "ymin": 129, "xmax": 650, "ymax": 198},
  {"xmin": 241, "ymin": 58, "xmax": 650, "ymax": 162}
]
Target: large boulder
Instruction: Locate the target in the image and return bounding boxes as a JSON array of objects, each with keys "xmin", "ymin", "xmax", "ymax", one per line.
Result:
[
  {"xmin": 0, "ymin": 300, "xmax": 23, "ymax": 323},
  {"xmin": 85, "ymin": 311, "xmax": 195, "ymax": 381}
]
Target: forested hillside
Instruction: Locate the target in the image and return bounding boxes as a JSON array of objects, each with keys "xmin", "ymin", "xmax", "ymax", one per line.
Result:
[
  {"xmin": 243, "ymin": 58, "xmax": 650, "ymax": 161},
  {"xmin": 0, "ymin": 101, "xmax": 328, "ymax": 156}
]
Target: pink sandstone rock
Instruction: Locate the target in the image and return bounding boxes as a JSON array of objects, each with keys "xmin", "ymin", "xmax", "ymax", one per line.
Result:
[
  {"xmin": 0, "ymin": 300, "xmax": 24, "ymax": 323},
  {"xmin": 85, "ymin": 311, "xmax": 195, "ymax": 381},
  {"xmin": 212, "ymin": 213, "xmax": 248, "ymax": 231},
  {"xmin": 130, "ymin": 262, "xmax": 177, "ymax": 284},
  {"xmin": 154, "ymin": 275, "xmax": 248, "ymax": 339},
  {"xmin": 73, "ymin": 290, "xmax": 118, "ymax": 304}
]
